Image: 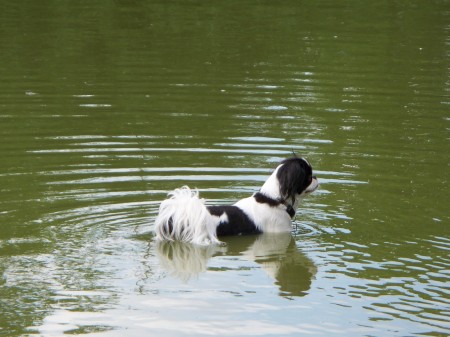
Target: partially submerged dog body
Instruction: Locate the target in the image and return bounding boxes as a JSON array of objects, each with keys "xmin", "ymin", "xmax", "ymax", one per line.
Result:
[{"xmin": 154, "ymin": 157, "xmax": 319, "ymax": 245}]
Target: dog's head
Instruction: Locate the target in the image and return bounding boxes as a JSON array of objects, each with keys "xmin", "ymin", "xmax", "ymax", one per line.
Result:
[{"xmin": 276, "ymin": 157, "xmax": 319, "ymax": 204}]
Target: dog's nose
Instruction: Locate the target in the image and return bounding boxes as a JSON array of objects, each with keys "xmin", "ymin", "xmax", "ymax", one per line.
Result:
[{"xmin": 312, "ymin": 176, "xmax": 317, "ymax": 180}]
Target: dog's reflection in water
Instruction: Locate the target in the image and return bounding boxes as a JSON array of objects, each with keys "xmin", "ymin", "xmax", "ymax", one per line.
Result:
[{"xmin": 155, "ymin": 233, "xmax": 316, "ymax": 297}]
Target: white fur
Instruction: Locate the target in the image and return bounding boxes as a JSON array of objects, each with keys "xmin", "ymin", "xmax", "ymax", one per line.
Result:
[{"xmin": 154, "ymin": 186, "xmax": 222, "ymax": 245}]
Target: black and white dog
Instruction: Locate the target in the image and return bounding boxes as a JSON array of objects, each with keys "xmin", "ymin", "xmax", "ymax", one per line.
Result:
[{"xmin": 155, "ymin": 156, "xmax": 319, "ymax": 245}]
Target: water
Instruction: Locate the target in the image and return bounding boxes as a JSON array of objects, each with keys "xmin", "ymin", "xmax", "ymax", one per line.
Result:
[{"xmin": 0, "ymin": 1, "xmax": 449, "ymax": 336}]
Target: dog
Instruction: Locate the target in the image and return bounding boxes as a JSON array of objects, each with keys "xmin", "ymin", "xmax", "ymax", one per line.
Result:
[{"xmin": 154, "ymin": 156, "xmax": 319, "ymax": 245}]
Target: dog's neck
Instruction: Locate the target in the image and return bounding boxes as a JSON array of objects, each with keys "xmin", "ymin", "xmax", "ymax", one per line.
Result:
[
  {"xmin": 259, "ymin": 165, "xmax": 282, "ymax": 200},
  {"xmin": 254, "ymin": 192, "xmax": 296, "ymax": 218},
  {"xmin": 257, "ymin": 165, "xmax": 297, "ymax": 218}
]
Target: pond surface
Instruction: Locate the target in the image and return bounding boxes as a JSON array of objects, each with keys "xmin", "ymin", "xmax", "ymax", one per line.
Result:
[{"xmin": 0, "ymin": 1, "xmax": 449, "ymax": 336}]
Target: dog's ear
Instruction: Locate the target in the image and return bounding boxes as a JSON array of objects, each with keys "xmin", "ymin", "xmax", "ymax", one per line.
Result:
[{"xmin": 276, "ymin": 159, "xmax": 307, "ymax": 203}]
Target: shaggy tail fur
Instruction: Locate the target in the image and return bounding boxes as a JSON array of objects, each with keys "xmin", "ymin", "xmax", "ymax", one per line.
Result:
[{"xmin": 154, "ymin": 186, "xmax": 221, "ymax": 245}]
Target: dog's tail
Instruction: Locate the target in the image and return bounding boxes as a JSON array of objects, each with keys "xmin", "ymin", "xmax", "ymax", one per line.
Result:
[{"xmin": 154, "ymin": 186, "xmax": 221, "ymax": 245}]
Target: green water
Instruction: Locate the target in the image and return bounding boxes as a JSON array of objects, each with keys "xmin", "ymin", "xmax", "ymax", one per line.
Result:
[{"xmin": 0, "ymin": 1, "xmax": 449, "ymax": 336}]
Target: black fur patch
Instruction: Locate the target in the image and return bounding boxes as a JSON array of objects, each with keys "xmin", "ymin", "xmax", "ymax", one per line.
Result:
[
  {"xmin": 253, "ymin": 192, "xmax": 280, "ymax": 206},
  {"xmin": 276, "ymin": 157, "xmax": 312, "ymax": 204},
  {"xmin": 207, "ymin": 206, "xmax": 261, "ymax": 236}
]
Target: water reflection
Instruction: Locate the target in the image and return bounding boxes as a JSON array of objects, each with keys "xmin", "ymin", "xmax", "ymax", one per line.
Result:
[
  {"xmin": 155, "ymin": 240, "xmax": 223, "ymax": 282},
  {"xmin": 156, "ymin": 233, "xmax": 316, "ymax": 298}
]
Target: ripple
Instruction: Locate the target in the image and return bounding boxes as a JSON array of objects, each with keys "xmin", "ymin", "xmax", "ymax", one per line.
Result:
[
  {"xmin": 308, "ymin": 234, "xmax": 450, "ymax": 335},
  {"xmin": 215, "ymin": 142, "xmax": 306, "ymax": 150},
  {"xmin": 79, "ymin": 103, "xmax": 112, "ymax": 108},
  {"xmin": 29, "ymin": 147, "xmax": 291, "ymax": 155},
  {"xmin": 263, "ymin": 105, "xmax": 289, "ymax": 111},
  {"xmin": 46, "ymin": 174, "xmax": 270, "ymax": 185}
]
